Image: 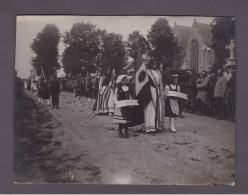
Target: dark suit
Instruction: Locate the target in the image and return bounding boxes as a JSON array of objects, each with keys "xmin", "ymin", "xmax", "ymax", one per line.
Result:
[{"xmin": 50, "ymin": 78, "xmax": 60, "ymax": 108}]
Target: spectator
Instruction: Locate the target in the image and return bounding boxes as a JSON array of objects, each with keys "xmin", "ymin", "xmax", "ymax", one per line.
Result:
[
  {"xmin": 186, "ymin": 70, "xmax": 197, "ymax": 112},
  {"xmin": 196, "ymin": 71, "xmax": 210, "ymax": 115},
  {"xmin": 213, "ymin": 69, "xmax": 227, "ymax": 119},
  {"xmin": 224, "ymin": 67, "xmax": 235, "ymax": 121}
]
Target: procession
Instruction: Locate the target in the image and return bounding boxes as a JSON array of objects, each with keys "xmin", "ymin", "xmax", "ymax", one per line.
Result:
[
  {"xmin": 25, "ymin": 55, "xmax": 235, "ymax": 138},
  {"xmin": 15, "ymin": 16, "xmax": 235, "ymax": 185}
]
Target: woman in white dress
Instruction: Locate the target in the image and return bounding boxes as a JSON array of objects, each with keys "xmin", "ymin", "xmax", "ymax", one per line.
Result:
[{"xmin": 144, "ymin": 63, "xmax": 165, "ymax": 133}]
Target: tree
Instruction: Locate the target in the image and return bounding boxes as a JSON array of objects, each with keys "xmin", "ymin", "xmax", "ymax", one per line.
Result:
[
  {"xmin": 126, "ymin": 31, "xmax": 149, "ymax": 72},
  {"xmin": 31, "ymin": 24, "xmax": 61, "ymax": 79},
  {"xmin": 99, "ymin": 32, "xmax": 127, "ymax": 74},
  {"xmin": 147, "ymin": 18, "xmax": 180, "ymax": 68},
  {"xmin": 211, "ymin": 17, "xmax": 235, "ymax": 72},
  {"xmin": 62, "ymin": 22, "xmax": 101, "ymax": 76}
]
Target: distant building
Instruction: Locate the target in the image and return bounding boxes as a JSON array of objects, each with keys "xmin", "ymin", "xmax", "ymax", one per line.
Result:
[{"xmin": 173, "ymin": 19, "xmax": 215, "ymax": 73}]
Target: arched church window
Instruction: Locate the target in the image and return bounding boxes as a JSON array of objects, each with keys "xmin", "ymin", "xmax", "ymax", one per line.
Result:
[{"xmin": 191, "ymin": 40, "xmax": 199, "ymax": 73}]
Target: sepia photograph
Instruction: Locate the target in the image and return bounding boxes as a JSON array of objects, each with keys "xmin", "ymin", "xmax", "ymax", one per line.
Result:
[{"xmin": 14, "ymin": 15, "xmax": 235, "ymax": 185}]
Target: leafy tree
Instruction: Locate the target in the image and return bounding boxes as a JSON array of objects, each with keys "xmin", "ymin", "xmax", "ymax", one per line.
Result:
[
  {"xmin": 99, "ymin": 32, "xmax": 127, "ymax": 74},
  {"xmin": 211, "ymin": 17, "xmax": 235, "ymax": 72},
  {"xmin": 62, "ymin": 22, "xmax": 101, "ymax": 76},
  {"xmin": 147, "ymin": 18, "xmax": 180, "ymax": 68},
  {"xmin": 30, "ymin": 24, "xmax": 61, "ymax": 79},
  {"xmin": 126, "ymin": 31, "xmax": 149, "ymax": 72}
]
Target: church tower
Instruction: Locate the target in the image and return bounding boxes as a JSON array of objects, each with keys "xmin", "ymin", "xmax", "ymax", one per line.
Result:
[{"xmin": 173, "ymin": 19, "xmax": 215, "ymax": 73}]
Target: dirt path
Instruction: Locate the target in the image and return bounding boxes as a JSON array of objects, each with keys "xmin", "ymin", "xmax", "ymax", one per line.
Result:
[{"xmin": 14, "ymin": 90, "xmax": 235, "ymax": 185}]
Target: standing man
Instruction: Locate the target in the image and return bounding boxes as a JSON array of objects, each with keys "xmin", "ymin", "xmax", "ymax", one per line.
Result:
[
  {"xmin": 196, "ymin": 71, "xmax": 210, "ymax": 115},
  {"xmin": 186, "ymin": 70, "xmax": 197, "ymax": 112},
  {"xmin": 50, "ymin": 74, "xmax": 61, "ymax": 109},
  {"xmin": 213, "ymin": 69, "xmax": 227, "ymax": 119}
]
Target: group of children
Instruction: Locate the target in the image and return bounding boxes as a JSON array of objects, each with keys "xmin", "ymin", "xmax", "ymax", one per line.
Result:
[
  {"xmin": 37, "ymin": 79, "xmax": 51, "ymax": 106},
  {"xmin": 110, "ymin": 73, "xmax": 182, "ymax": 139}
]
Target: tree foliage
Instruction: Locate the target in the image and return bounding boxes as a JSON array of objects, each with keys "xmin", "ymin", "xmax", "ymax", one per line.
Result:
[
  {"xmin": 147, "ymin": 18, "xmax": 180, "ymax": 68},
  {"xmin": 211, "ymin": 17, "xmax": 235, "ymax": 72},
  {"xmin": 30, "ymin": 24, "xmax": 61, "ymax": 79},
  {"xmin": 62, "ymin": 22, "xmax": 101, "ymax": 76},
  {"xmin": 99, "ymin": 32, "xmax": 127, "ymax": 74},
  {"xmin": 62, "ymin": 23, "xmax": 127, "ymax": 76}
]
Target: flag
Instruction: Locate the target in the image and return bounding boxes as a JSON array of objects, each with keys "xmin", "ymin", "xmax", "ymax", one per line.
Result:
[
  {"xmin": 135, "ymin": 42, "xmax": 152, "ymax": 109},
  {"xmin": 40, "ymin": 66, "xmax": 46, "ymax": 81}
]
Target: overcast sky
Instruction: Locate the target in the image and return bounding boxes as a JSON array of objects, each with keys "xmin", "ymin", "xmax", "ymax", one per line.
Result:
[{"xmin": 15, "ymin": 16, "xmax": 214, "ymax": 78}]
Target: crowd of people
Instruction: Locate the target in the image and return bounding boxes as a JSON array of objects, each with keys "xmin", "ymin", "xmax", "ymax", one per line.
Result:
[
  {"xmin": 29, "ymin": 75, "xmax": 61, "ymax": 109},
  {"xmin": 176, "ymin": 67, "xmax": 235, "ymax": 121},
  {"xmin": 25, "ymin": 63, "xmax": 235, "ymax": 138}
]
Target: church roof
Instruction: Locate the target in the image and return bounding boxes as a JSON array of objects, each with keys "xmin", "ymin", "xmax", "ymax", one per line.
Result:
[
  {"xmin": 174, "ymin": 24, "xmax": 191, "ymax": 48},
  {"xmin": 193, "ymin": 21, "xmax": 213, "ymax": 46},
  {"xmin": 174, "ymin": 20, "xmax": 213, "ymax": 47}
]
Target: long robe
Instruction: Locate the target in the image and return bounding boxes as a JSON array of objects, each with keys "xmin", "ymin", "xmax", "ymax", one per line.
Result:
[
  {"xmin": 94, "ymin": 75, "xmax": 111, "ymax": 114},
  {"xmin": 144, "ymin": 69, "xmax": 164, "ymax": 132},
  {"xmin": 106, "ymin": 81, "xmax": 115, "ymax": 113},
  {"xmin": 94, "ymin": 76, "xmax": 104, "ymax": 114}
]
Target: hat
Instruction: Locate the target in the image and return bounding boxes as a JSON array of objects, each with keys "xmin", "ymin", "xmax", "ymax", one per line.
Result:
[{"xmin": 116, "ymin": 75, "xmax": 129, "ymax": 84}]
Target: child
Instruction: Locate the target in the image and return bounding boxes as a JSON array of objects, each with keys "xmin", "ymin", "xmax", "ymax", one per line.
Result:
[
  {"xmin": 43, "ymin": 81, "xmax": 50, "ymax": 106},
  {"xmin": 37, "ymin": 79, "xmax": 45, "ymax": 105},
  {"xmin": 113, "ymin": 75, "xmax": 133, "ymax": 138},
  {"xmin": 164, "ymin": 74, "xmax": 180, "ymax": 132}
]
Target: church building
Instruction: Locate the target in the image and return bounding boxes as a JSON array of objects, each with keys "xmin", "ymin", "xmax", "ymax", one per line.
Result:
[{"xmin": 173, "ymin": 19, "xmax": 215, "ymax": 73}]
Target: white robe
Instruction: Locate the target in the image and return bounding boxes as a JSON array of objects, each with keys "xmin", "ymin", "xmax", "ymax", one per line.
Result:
[{"xmin": 144, "ymin": 69, "xmax": 164, "ymax": 132}]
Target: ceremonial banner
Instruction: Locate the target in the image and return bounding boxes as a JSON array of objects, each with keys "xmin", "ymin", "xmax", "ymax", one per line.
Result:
[
  {"xmin": 135, "ymin": 42, "xmax": 152, "ymax": 109},
  {"xmin": 135, "ymin": 43, "xmax": 149, "ymax": 96}
]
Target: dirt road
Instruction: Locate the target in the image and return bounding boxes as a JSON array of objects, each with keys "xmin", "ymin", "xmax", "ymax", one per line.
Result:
[{"xmin": 14, "ymin": 90, "xmax": 235, "ymax": 185}]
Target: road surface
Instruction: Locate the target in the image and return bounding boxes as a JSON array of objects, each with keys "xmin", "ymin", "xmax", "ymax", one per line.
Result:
[{"xmin": 14, "ymin": 90, "xmax": 235, "ymax": 185}]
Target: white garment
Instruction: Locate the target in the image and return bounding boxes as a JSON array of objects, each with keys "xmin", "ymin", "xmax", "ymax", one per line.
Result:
[
  {"xmin": 144, "ymin": 86, "xmax": 157, "ymax": 132},
  {"xmin": 165, "ymin": 84, "xmax": 180, "ymax": 116},
  {"xmin": 107, "ymin": 83, "xmax": 115, "ymax": 113},
  {"xmin": 144, "ymin": 69, "xmax": 164, "ymax": 132}
]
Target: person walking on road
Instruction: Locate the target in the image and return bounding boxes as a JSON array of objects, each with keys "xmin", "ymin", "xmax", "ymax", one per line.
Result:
[
  {"xmin": 164, "ymin": 74, "xmax": 180, "ymax": 133},
  {"xmin": 113, "ymin": 75, "xmax": 133, "ymax": 138},
  {"xmin": 43, "ymin": 81, "xmax": 51, "ymax": 106},
  {"xmin": 143, "ymin": 62, "xmax": 164, "ymax": 133},
  {"xmin": 37, "ymin": 78, "xmax": 45, "ymax": 105},
  {"xmin": 50, "ymin": 75, "xmax": 61, "ymax": 109}
]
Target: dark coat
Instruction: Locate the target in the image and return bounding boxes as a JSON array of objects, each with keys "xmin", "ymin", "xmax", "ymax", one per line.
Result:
[
  {"xmin": 50, "ymin": 79, "xmax": 60, "ymax": 96},
  {"xmin": 43, "ymin": 84, "xmax": 50, "ymax": 99}
]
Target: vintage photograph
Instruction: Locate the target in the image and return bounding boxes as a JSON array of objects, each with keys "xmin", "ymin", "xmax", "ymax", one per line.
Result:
[{"xmin": 14, "ymin": 16, "xmax": 235, "ymax": 185}]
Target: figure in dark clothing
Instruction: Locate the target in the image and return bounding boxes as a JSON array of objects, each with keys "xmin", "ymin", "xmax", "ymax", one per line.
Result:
[
  {"xmin": 224, "ymin": 69, "xmax": 235, "ymax": 121},
  {"xmin": 43, "ymin": 81, "xmax": 50, "ymax": 106},
  {"xmin": 37, "ymin": 79, "xmax": 45, "ymax": 105},
  {"xmin": 186, "ymin": 70, "xmax": 197, "ymax": 112},
  {"xmin": 50, "ymin": 75, "xmax": 61, "ymax": 109}
]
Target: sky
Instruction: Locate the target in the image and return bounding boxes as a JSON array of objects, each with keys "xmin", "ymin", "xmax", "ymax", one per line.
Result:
[{"xmin": 15, "ymin": 16, "xmax": 214, "ymax": 79}]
